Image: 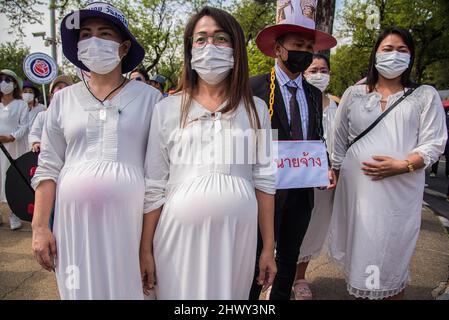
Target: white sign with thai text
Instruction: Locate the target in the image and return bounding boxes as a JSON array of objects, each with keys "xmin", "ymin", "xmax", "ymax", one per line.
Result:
[{"xmin": 274, "ymin": 140, "xmax": 329, "ymax": 189}]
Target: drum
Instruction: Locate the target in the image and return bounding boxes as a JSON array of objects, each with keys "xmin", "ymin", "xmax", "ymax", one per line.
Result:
[{"xmin": 5, "ymin": 151, "xmax": 38, "ymax": 222}]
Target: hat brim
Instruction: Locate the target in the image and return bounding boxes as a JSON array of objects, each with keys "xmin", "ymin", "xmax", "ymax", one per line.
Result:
[
  {"xmin": 0, "ymin": 69, "xmax": 23, "ymax": 90},
  {"xmin": 49, "ymin": 75, "xmax": 73, "ymax": 93},
  {"xmin": 61, "ymin": 9, "xmax": 145, "ymax": 74},
  {"xmin": 256, "ymin": 24, "xmax": 337, "ymax": 58}
]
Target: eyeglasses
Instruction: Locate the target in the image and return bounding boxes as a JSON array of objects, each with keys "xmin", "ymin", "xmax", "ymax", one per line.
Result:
[
  {"xmin": 134, "ymin": 77, "xmax": 143, "ymax": 81},
  {"xmin": 0, "ymin": 76, "xmax": 13, "ymax": 83},
  {"xmin": 191, "ymin": 32, "xmax": 232, "ymax": 48}
]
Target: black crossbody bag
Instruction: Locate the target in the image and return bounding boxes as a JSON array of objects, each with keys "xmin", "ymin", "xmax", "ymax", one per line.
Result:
[{"xmin": 348, "ymin": 85, "xmax": 420, "ymax": 148}]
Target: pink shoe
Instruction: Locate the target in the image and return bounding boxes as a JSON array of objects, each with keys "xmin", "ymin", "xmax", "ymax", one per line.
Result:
[{"xmin": 293, "ymin": 279, "xmax": 313, "ymax": 300}]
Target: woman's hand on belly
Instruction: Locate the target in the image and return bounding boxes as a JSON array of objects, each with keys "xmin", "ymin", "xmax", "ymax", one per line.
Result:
[{"xmin": 361, "ymin": 155, "xmax": 409, "ymax": 181}]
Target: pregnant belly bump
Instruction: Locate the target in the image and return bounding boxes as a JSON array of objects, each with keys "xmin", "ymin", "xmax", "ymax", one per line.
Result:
[
  {"xmin": 59, "ymin": 169, "xmax": 143, "ymax": 204},
  {"xmin": 166, "ymin": 175, "xmax": 257, "ymax": 225}
]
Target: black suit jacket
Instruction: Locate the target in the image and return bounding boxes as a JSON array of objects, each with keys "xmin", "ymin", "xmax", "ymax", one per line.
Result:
[{"xmin": 250, "ymin": 73, "xmax": 324, "ymax": 209}]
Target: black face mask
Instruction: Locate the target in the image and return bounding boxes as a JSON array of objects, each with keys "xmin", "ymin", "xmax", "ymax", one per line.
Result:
[{"xmin": 280, "ymin": 45, "xmax": 313, "ymax": 74}]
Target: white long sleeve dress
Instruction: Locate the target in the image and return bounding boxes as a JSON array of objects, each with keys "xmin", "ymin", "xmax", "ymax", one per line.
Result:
[
  {"xmin": 27, "ymin": 103, "xmax": 46, "ymax": 129},
  {"xmin": 0, "ymin": 99, "xmax": 28, "ymax": 202},
  {"xmin": 32, "ymin": 80, "xmax": 161, "ymax": 299},
  {"xmin": 28, "ymin": 110, "xmax": 46, "ymax": 148},
  {"xmin": 25, "ymin": 103, "xmax": 46, "ymax": 149},
  {"xmin": 144, "ymin": 94, "xmax": 276, "ymax": 300},
  {"xmin": 298, "ymin": 96, "xmax": 338, "ymax": 262},
  {"xmin": 329, "ymin": 84, "xmax": 447, "ymax": 299}
]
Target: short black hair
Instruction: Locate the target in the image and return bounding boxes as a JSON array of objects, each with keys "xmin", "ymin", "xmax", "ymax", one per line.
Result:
[
  {"xmin": 131, "ymin": 67, "xmax": 149, "ymax": 81},
  {"xmin": 312, "ymin": 53, "xmax": 330, "ymax": 69},
  {"xmin": 276, "ymin": 32, "xmax": 315, "ymax": 45}
]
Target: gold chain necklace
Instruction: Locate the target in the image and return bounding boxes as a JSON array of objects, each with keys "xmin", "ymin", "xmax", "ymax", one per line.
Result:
[{"xmin": 268, "ymin": 67, "xmax": 276, "ymax": 120}]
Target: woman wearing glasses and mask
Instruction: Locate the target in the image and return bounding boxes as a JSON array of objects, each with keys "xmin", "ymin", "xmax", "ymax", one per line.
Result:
[
  {"xmin": 140, "ymin": 6, "xmax": 277, "ymax": 299},
  {"xmin": 31, "ymin": 3, "xmax": 161, "ymax": 299}
]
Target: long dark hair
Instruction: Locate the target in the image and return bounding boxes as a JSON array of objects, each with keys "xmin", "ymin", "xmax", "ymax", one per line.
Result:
[
  {"xmin": 176, "ymin": 6, "xmax": 260, "ymax": 129},
  {"xmin": 366, "ymin": 27, "xmax": 415, "ymax": 93}
]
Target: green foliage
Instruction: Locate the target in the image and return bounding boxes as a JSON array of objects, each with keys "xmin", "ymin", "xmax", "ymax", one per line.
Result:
[
  {"xmin": 6, "ymin": 0, "xmax": 280, "ymax": 87},
  {"xmin": 333, "ymin": 0, "xmax": 449, "ymax": 94},
  {"xmin": 328, "ymin": 45, "xmax": 371, "ymax": 96},
  {"xmin": 247, "ymin": 42, "xmax": 274, "ymax": 77},
  {"xmin": 232, "ymin": 0, "xmax": 275, "ymax": 77},
  {"xmin": 231, "ymin": 0, "xmax": 275, "ymax": 45},
  {"xmin": 0, "ymin": 41, "xmax": 31, "ymax": 81}
]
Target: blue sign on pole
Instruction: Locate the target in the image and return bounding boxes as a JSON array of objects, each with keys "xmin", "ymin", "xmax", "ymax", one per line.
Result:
[{"xmin": 23, "ymin": 52, "xmax": 58, "ymax": 85}]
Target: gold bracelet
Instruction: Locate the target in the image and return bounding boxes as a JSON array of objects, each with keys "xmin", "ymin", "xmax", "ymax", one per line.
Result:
[{"xmin": 405, "ymin": 159, "xmax": 415, "ymax": 172}]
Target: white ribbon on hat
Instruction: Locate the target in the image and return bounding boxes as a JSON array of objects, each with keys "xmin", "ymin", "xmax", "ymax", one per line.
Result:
[{"xmin": 85, "ymin": 2, "xmax": 129, "ymax": 28}]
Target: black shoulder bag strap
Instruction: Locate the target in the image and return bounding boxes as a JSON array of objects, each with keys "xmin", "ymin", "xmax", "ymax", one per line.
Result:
[{"xmin": 348, "ymin": 86, "xmax": 420, "ymax": 148}]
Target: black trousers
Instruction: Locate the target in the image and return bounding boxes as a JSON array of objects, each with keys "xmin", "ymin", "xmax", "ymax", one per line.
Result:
[{"xmin": 249, "ymin": 189, "xmax": 312, "ymax": 300}]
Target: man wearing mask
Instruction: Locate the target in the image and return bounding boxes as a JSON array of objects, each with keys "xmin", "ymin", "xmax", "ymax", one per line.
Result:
[{"xmin": 249, "ymin": 0, "xmax": 337, "ymax": 300}]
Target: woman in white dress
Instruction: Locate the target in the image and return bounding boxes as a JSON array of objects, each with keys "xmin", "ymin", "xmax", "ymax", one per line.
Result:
[
  {"xmin": 329, "ymin": 27, "xmax": 447, "ymax": 300},
  {"xmin": 293, "ymin": 53, "xmax": 339, "ymax": 300},
  {"xmin": 29, "ymin": 77, "xmax": 74, "ymax": 153},
  {"xmin": 0, "ymin": 69, "xmax": 28, "ymax": 230},
  {"xmin": 31, "ymin": 2, "xmax": 161, "ymax": 299},
  {"xmin": 23, "ymin": 81, "xmax": 46, "ymax": 150},
  {"xmin": 140, "ymin": 6, "xmax": 277, "ymax": 300},
  {"xmin": 29, "ymin": 110, "xmax": 46, "ymax": 153},
  {"xmin": 22, "ymin": 81, "xmax": 46, "ymax": 129}
]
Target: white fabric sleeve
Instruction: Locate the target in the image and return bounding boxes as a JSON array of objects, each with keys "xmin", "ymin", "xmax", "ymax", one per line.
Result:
[
  {"xmin": 28, "ymin": 111, "xmax": 45, "ymax": 147},
  {"xmin": 331, "ymin": 86, "xmax": 353, "ymax": 170},
  {"xmin": 11, "ymin": 100, "xmax": 29, "ymax": 140},
  {"xmin": 253, "ymin": 99, "xmax": 276, "ymax": 195},
  {"xmin": 410, "ymin": 86, "xmax": 448, "ymax": 168},
  {"xmin": 143, "ymin": 102, "xmax": 169, "ymax": 214},
  {"xmin": 31, "ymin": 94, "xmax": 67, "ymax": 189}
]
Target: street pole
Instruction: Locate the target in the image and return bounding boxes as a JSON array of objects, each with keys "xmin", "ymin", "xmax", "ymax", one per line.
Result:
[{"xmin": 50, "ymin": 0, "xmax": 57, "ymax": 62}]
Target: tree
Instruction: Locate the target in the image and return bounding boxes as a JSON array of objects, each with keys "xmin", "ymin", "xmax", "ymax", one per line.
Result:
[
  {"xmin": 316, "ymin": 0, "xmax": 336, "ymax": 35},
  {"xmin": 336, "ymin": 0, "xmax": 449, "ymax": 88},
  {"xmin": 232, "ymin": 0, "xmax": 276, "ymax": 76},
  {"xmin": 232, "ymin": 0, "xmax": 275, "ymax": 46},
  {"xmin": 0, "ymin": 41, "xmax": 31, "ymax": 80},
  {"xmin": 4, "ymin": 0, "xmax": 283, "ymax": 85},
  {"xmin": 328, "ymin": 45, "xmax": 370, "ymax": 96},
  {"xmin": 0, "ymin": 0, "xmax": 44, "ymax": 37}
]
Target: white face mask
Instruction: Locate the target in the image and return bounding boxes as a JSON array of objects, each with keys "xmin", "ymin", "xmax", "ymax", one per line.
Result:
[
  {"xmin": 191, "ymin": 44, "xmax": 234, "ymax": 85},
  {"xmin": 0, "ymin": 81, "xmax": 15, "ymax": 95},
  {"xmin": 22, "ymin": 92, "xmax": 35, "ymax": 103},
  {"xmin": 77, "ymin": 37, "xmax": 123, "ymax": 75},
  {"xmin": 305, "ymin": 72, "xmax": 330, "ymax": 92},
  {"xmin": 375, "ymin": 51, "xmax": 410, "ymax": 79}
]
